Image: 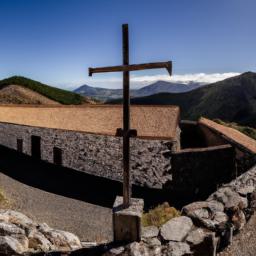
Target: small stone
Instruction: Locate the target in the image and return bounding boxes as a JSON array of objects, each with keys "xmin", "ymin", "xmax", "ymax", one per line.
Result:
[
  {"xmin": 0, "ymin": 222, "xmax": 25, "ymax": 236},
  {"xmin": 208, "ymin": 187, "xmax": 248, "ymax": 210},
  {"xmin": 232, "ymin": 210, "xmax": 246, "ymax": 230},
  {"xmin": 160, "ymin": 216, "xmax": 193, "ymax": 242},
  {"xmin": 128, "ymin": 242, "xmax": 148, "ymax": 256},
  {"xmin": 0, "ymin": 235, "xmax": 26, "ymax": 255},
  {"xmin": 142, "ymin": 226, "xmax": 159, "ymax": 238},
  {"xmin": 183, "ymin": 201, "xmax": 224, "ymax": 216},
  {"xmin": 168, "ymin": 241, "xmax": 191, "ymax": 256},
  {"xmin": 237, "ymin": 186, "xmax": 255, "ymax": 196},
  {"xmin": 144, "ymin": 237, "xmax": 161, "ymax": 247},
  {"xmin": 182, "ymin": 201, "xmax": 228, "ymax": 231},
  {"xmin": 108, "ymin": 246, "xmax": 125, "ymax": 255},
  {"xmin": 186, "ymin": 228, "xmax": 211, "ymax": 245},
  {"xmin": 214, "ymin": 211, "xmax": 228, "ymax": 224},
  {"xmin": 28, "ymin": 229, "xmax": 55, "ymax": 251}
]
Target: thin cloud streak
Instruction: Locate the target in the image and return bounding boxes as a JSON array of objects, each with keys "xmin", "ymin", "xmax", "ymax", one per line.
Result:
[{"xmin": 59, "ymin": 72, "xmax": 241, "ymax": 90}]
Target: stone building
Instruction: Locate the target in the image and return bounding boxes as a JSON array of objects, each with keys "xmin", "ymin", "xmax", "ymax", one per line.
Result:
[
  {"xmin": 0, "ymin": 105, "xmax": 254, "ymax": 198},
  {"xmin": 0, "ymin": 105, "xmax": 180, "ymax": 188}
]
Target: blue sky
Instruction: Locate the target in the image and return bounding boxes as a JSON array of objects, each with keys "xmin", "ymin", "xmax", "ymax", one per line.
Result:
[{"xmin": 0, "ymin": 0, "xmax": 255, "ymax": 89}]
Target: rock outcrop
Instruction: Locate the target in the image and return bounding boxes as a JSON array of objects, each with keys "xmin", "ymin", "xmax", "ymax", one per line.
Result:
[{"xmin": 0, "ymin": 210, "xmax": 81, "ymax": 255}]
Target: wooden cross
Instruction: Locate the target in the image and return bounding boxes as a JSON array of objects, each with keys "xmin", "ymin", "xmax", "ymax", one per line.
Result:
[{"xmin": 89, "ymin": 24, "xmax": 172, "ymax": 208}]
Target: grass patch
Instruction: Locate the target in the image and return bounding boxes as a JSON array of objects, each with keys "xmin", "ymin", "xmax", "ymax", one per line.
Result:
[
  {"xmin": 0, "ymin": 76, "xmax": 86, "ymax": 105},
  {"xmin": 214, "ymin": 119, "xmax": 256, "ymax": 140},
  {"xmin": 0, "ymin": 188, "xmax": 8, "ymax": 207},
  {"xmin": 142, "ymin": 202, "xmax": 180, "ymax": 227}
]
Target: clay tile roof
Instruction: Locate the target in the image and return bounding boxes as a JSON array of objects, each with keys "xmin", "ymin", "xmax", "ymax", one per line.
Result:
[
  {"xmin": 199, "ymin": 117, "xmax": 256, "ymax": 154},
  {"xmin": 0, "ymin": 105, "xmax": 180, "ymax": 140}
]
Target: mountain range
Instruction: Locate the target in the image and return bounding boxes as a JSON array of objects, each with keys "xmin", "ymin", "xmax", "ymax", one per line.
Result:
[
  {"xmin": 110, "ymin": 72, "xmax": 256, "ymax": 128},
  {"xmin": 74, "ymin": 81, "xmax": 204, "ymax": 101}
]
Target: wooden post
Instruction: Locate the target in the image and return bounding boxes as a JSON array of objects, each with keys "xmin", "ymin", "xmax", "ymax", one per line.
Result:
[
  {"xmin": 88, "ymin": 24, "xmax": 172, "ymax": 210},
  {"xmin": 122, "ymin": 24, "xmax": 131, "ymax": 208}
]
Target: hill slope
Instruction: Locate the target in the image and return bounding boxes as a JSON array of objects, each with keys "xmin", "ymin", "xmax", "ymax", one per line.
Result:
[
  {"xmin": 0, "ymin": 85, "xmax": 60, "ymax": 104},
  {"xmin": 0, "ymin": 76, "xmax": 87, "ymax": 105},
  {"xmin": 74, "ymin": 81, "xmax": 204, "ymax": 101},
  {"xmin": 110, "ymin": 72, "xmax": 256, "ymax": 127}
]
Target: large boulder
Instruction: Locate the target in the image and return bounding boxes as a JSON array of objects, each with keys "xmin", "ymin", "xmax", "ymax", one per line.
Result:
[
  {"xmin": 160, "ymin": 216, "xmax": 193, "ymax": 242},
  {"xmin": 182, "ymin": 201, "xmax": 228, "ymax": 231}
]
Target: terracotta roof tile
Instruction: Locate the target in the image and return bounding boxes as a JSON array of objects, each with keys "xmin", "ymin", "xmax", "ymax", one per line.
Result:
[
  {"xmin": 199, "ymin": 117, "xmax": 256, "ymax": 154},
  {"xmin": 0, "ymin": 105, "xmax": 180, "ymax": 140}
]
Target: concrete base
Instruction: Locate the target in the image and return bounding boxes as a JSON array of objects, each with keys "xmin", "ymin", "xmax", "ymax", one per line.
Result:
[{"xmin": 113, "ymin": 196, "xmax": 144, "ymax": 242}]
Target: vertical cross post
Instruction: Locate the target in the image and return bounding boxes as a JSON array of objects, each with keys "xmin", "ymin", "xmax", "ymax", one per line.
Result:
[{"xmin": 122, "ymin": 24, "xmax": 131, "ymax": 208}]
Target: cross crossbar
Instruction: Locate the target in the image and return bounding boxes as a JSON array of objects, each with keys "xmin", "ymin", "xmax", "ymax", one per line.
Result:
[{"xmin": 89, "ymin": 61, "xmax": 172, "ymax": 76}]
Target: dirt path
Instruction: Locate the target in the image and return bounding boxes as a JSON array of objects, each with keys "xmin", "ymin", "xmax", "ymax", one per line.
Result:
[
  {"xmin": 219, "ymin": 213, "xmax": 256, "ymax": 256},
  {"xmin": 0, "ymin": 146, "xmax": 114, "ymax": 242},
  {"xmin": 0, "ymin": 172, "xmax": 112, "ymax": 242}
]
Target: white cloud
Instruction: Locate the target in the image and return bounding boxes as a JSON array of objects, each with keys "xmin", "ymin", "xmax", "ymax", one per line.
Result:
[
  {"xmin": 58, "ymin": 72, "xmax": 241, "ymax": 90},
  {"xmin": 130, "ymin": 72, "xmax": 241, "ymax": 85}
]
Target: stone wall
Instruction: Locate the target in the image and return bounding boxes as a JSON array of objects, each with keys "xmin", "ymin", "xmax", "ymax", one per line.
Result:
[
  {"xmin": 101, "ymin": 164, "xmax": 256, "ymax": 256},
  {"xmin": 167, "ymin": 145, "xmax": 236, "ymax": 199},
  {"xmin": 198, "ymin": 123, "xmax": 256, "ymax": 173},
  {"xmin": 0, "ymin": 122, "xmax": 176, "ymax": 188}
]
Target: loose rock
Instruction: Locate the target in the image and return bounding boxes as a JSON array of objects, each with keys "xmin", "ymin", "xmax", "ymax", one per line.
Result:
[
  {"xmin": 168, "ymin": 241, "xmax": 191, "ymax": 256},
  {"xmin": 160, "ymin": 216, "xmax": 193, "ymax": 242},
  {"xmin": 141, "ymin": 226, "xmax": 159, "ymax": 239}
]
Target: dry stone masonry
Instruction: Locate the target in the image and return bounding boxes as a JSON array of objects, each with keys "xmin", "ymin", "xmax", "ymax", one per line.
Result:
[
  {"xmin": 0, "ymin": 122, "xmax": 175, "ymax": 188},
  {"xmin": 101, "ymin": 164, "xmax": 256, "ymax": 256}
]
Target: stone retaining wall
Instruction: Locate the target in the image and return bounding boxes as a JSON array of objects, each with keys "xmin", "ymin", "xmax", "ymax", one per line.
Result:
[
  {"xmin": 102, "ymin": 164, "xmax": 256, "ymax": 256},
  {"xmin": 0, "ymin": 122, "xmax": 175, "ymax": 188},
  {"xmin": 168, "ymin": 145, "xmax": 236, "ymax": 198}
]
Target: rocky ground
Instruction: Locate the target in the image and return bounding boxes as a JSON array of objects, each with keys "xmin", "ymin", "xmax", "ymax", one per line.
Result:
[
  {"xmin": 0, "ymin": 209, "xmax": 82, "ymax": 255},
  {"xmin": 219, "ymin": 213, "xmax": 256, "ymax": 256}
]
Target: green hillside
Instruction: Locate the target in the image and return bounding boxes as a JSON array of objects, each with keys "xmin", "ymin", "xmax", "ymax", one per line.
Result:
[
  {"xmin": 110, "ymin": 72, "xmax": 256, "ymax": 127},
  {"xmin": 0, "ymin": 76, "xmax": 86, "ymax": 105}
]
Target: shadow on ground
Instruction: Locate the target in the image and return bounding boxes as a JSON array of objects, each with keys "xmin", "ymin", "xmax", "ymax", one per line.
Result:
[{"xmin": 0, "ymin": 145, "xmax": 187, "ymax": 209}]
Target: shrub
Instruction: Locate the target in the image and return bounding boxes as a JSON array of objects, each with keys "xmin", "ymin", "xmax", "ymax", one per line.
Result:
[{"xmin": 142, "ymin": 202, "xmax": 180, "ymax": 227}]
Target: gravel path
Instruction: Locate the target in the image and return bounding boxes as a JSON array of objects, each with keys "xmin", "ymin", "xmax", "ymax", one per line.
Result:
[
  {"xmin": 219, "ymin": 213, "xmax": 256, "ymax": 256},
  {"xmin": 0, "ymin": 172, "xmax": 112, "ymax": 242}
]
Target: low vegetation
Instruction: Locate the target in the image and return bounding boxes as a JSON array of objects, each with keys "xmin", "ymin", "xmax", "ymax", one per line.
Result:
[
  {"xmin": 142, "ymin": 202, "xmax": 180, "ymax": 227},
  {"xmin": 0, "ymin": 188, "xmax": 8, "ymax": 208},
  {"xmin": 0, "ymin": 76, "xmax": 86, "ymax": 105},
  {"xmin": 214, "ymin": 119, "xmax": 256, "ymax": 140}
]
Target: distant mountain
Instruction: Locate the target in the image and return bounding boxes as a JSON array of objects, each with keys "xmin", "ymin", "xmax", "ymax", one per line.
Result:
[
  {"xmin": 74, "ymin": 81, "xmax": 204, "ymax": 101},
  {"xmin": 0, "ymin": 76, "xmax": 90, "ymax": 105},
  {"xmin": 134, "ymin": 81, "xmax": 204, "ymax": 97},
  {"xmin": 74, "ymin": 84, "xmax": 125, "ymax": 101},
  {"xmin": 110, "ymin": 72, "xmax": 256, "ymax": 127}
]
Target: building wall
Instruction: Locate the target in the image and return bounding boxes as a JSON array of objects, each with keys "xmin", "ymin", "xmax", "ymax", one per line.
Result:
[
  {"xmin": 0, "ymin": 122, "xmax": 177, "ymax": 188},
  {"xmin": 167, "ymin": 144, "xmax": 236, "ymax": 199}
]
